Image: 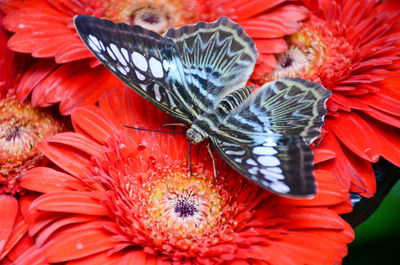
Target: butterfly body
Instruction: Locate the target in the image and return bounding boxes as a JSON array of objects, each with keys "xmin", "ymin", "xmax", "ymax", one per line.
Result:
[{"xmin": 74, "ymin": 15, "xmax": 331, "ymax": 198}]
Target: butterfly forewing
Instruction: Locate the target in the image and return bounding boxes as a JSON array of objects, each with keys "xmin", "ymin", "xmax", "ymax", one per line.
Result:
[
  {"xmin": 165, "ymin": 17, "xmax": 258, "ymax": 114},
  {"xmin": 74, "ymin": 15, "xmax": 193, "ymax": 123}
]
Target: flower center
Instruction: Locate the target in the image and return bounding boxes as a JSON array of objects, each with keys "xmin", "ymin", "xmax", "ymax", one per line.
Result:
[
  {"xmin": 5, "ymin": 126, "xmax": 20, "ymax": 141},
  {"xmin": 174, "ymin": 198, "xmax": 198, "ymax": 218},
  {"xmin": 104, "ymin": 0, "xmax": 205, "ymax": 33},
  {"xmin": 264, "ymin": 17, "xmax": 354, "ymax": 89},
  {"xmin": 1, "ymin": 97, "xmax": 64, "ymax": 193},
  {"xmin": 132, "ymin": 8, "xmax": 168, "ymax": 33}
]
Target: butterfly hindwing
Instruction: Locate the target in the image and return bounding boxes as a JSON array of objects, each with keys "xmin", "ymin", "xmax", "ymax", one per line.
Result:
[
  {"xmin": 73, "ymin": 15, "xmax": 193, "ymax": 123},
  {"xmin": 211, "ymin": 133, "xmax": 315, "ymax": 197},
  {"xmin": 211, "ymin": 77, "xmax": 331, "ymax": 197},
  {"xmin": 223, "ymin": 77, "xmax": 332, "ymax": 144},
  {"xmin": 165, "ymin": 17, "xmax": 258, "ymax": 114}
]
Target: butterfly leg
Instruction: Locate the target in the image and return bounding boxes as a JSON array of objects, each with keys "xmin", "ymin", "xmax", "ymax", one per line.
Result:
[{"xmin": 207, "ymin": 142, "xmax": 217, "ymax": 179}]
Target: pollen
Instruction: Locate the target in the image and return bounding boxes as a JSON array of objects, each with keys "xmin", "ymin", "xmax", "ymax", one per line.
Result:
[
  {"xmin": 0, "ymin": 97, "xmax": 64, "ymax": 194},
  {"xmin": 264, "ymin": 16, "xmax": 354, "ymax": 89}
]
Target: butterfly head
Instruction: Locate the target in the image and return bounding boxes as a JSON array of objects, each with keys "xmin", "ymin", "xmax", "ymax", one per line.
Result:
[{"xmin": 186, "ymin": 128, "xmax": 205, "ymax": 145}]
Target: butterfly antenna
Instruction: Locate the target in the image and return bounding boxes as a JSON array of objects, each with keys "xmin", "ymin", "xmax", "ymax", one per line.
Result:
[
  {"xmin": 186, "ymin": 143, "xmax": 193, "ymax": 177},
  {"xmin": 207, "ymin": 143, "xmax": 217, "ymax": 179},
  {"xmin": 123, "ymin": 125, "xmax": 186, "ymax": 134}
]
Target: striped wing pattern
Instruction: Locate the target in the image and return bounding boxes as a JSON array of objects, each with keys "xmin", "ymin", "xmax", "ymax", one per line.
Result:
[
  {"xmin": 212, "ymin": 77, "xmax": 331, "ymax": 197},
  {"xmin": 165, "ymin": 17, "xmax": 258, "ymax": 114},
  {"xmin": 74, "ymin": 15, "xmax": 193, "ymax": 123}
]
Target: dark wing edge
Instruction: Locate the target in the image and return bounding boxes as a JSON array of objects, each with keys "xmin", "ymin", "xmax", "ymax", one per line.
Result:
[
  {"xmin": 73, "ymin": 15, "xmax": 193, "ymax": 124},
  {"xmin": 210, "ymin": 134, "xmax": 316, "ymax": 198}
]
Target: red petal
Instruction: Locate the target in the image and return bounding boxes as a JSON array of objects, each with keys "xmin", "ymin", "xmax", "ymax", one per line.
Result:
[
  {"xmin": 58, "ymin": 66, "xmax": 121, "ymax": 115},
  {"xmin": 313, "ymin": 147, "xmax": 336, "ymax": 164},
  {"xmin": 319, "ymin": 129, "xmax": 376, "ymax": 198},
  {"xmin": 46, "ymin": 132, "xmax": 106, "ymax": 158},
  {"xmin": 0, "ymin": 196, "xmax": 18, "ymax": 254},
  {"xmin": 36, "ymin": 216, "xmax": 95, "ymax": 246},
  {"xmin": 0, "ymin": 216, "xmax": 28, "ymax": 261},
  {"xmin": 3, "ymin": 8, "xmax": 69, "ymax": 32},
  {"xmin": 276, "ymin": 232, "xmax": 347, "ymax": 265},
  {"xmin": 72, "ymin": 104, "xmax": 120, "ymax": 145},
  {"xmin": 21, "ymin": 167, "xmax": 86, "ymax": 193},
  {"xmin": 220, "ymin": 0, "xmax": 287, "ymax": 21},
  {"xmin": 364, "ymin": 117, "xmax": 400, "ymax": 167},
  {"xmin": 12, "ymin": 245, "xmax": 47, "ymax": 265},
  {"xmin": 326, "ymin": 113, "xmax": 381, "ymax": 162},
  {"xmin": 286, "ymin": 208, "xmax": 347, "ymax": 230},
  {"xmin": 342, "ymin": 147, "xmax": 376, "ymax": 197},
  {"xmin": 254, "ymin": 38, "xmax": 287, "ymax": 53},
  {"xmin": 240, "ymin": 4, "xmax": 308, "ymax": 38},
  {"xmin": 28, "ymin": 62, "xmax": 120, "ymax": 114},
  {"xmin": 16, "ymin": 59, "xmax": 58, "ymax": 101},
  {"xmin": 44, "ymin": 228, "xmax": 115, "ymax": 262},
  {"xmin": 67, "ymin": 251, "xmax": 122, "ymax": 265},
  {"xmin": 37, "ymin": 137, "xmax": 92, "ymax": 177},
  {"xmin": 282, "ymin": 169, "xmax": 349, "ymax": 207},
  {"xmin": 19, "ymin": 195, "xmax": 62, "ymax": 237},
  {"xmin": 30, "ymin": 191, "xmax": 107, "ymax": 216},
  {"xmin": 362, "ymin": 107, "xmax": 400, "ymax": 128},
  {"xmin": 119, "ymin": 250, "xmax": 158, "ymax": 265}
]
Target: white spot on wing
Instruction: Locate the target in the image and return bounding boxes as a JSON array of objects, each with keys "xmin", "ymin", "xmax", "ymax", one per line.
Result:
[
  {"xmin": 110, "ymin": 43, "xmax": 127, "ymax": 66},
  {"xmin": 149, "ymin": 57, "xmax": 164, "ymax": 78},
  {"xmin": 263, "ymin": 137, "xmax": 277, "ymax": 147},
  {"xmin": 139, "ymin": 83, "xmax": 148, "ymax": 91},
  {"xmin": 118, "ymin": 66, "xmax": 127, "ymax": 75},
  {"xmin": 121, "ymin": 47, "xmax": 130, "ymax": 63},
  {"xmin": 132, "ymin": 52, "xmax": 148, "ymax": 71},
  {"xmin": 253, "ymin": 146, "xmax": 277, "ymax": 155},
  {"xmin": 163, "ymin": 59, "xmax": 169, "ymax": 71},
  {"xmin": 154, "ymin": 84, "xmax": 161, "ymax": 101},
  {"xmin": 270, "ymin": 181, "xmax": 290, "ymax": 193},
  {"xmin": 106, "ymin": 47, "xmax": 116, "ymax": 61},
  {"xmin": 135, "ymin": 70, "xmax": 145, "ymax": 81},
  {"xmin": 259, "ymin": 169, "xmax": 285, "ymax": 180},
  {"xmin": 257, "ymin": 156, "xmax": 280, "ymax": 167},
  {"xmin": 234, "ymin": 158, "xmax": 242, "ymax": 163},
  {"xmin": 246, "ymin": 159, "xmax": 257, "ymax": 166},
  {"xmin": 248, "ymin": 167, "xmax": 258, "ymax": 175},
  {"xmin": 269, "ymin": 167, "xmax": 283, "ymax": 174},
  {"xmin": 88, "ymin": 34, "xmax": 102, "ymax": 53}
]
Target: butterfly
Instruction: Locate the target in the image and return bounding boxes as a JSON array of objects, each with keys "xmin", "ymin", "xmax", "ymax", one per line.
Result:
[{"xmin": 74, "ymin": 15, "xmax": 331, "ymax": 198}]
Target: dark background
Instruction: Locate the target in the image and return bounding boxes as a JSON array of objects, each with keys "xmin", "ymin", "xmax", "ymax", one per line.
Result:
[{"xmin": 343, "ymin": 181, "xmax": 400, "ymax": 264}]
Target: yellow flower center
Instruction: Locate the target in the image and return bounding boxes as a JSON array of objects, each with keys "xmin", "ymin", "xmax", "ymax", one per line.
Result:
[
  {"xmin": 264, "ymin": 17, "xmax": 354, "ymax": 89},
  {"xmin": 146, "ymin": 172, "xmax": 226, "ymax": 240},
  {"xmin": 0, "ymin": 97, "xmax": 64, "ymax": 192}
]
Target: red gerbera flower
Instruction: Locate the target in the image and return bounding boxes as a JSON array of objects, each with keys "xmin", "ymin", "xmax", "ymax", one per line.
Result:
[
  {"xmin": 20, "ymin": 87, "xmax": 354, "ymax": 264},
  {"xmin": 0, "ymin": 0, "xmax": 308, "ymax": 114},
  {"xmin": 260, "ymin": 0, "xmax": 400, "ymax": 198},
  {"xmin": 0, "ymin": 11, "xmax": 66, "ymax": 195},
  {"xmin": 1, "ymin": 12, "xmax": 64, "ymax": 264}
]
